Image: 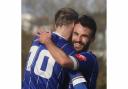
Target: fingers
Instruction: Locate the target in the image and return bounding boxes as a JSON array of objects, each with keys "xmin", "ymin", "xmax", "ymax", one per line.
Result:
[
  {"xmin": 38, "ymin": 26, "xmax": 51, "ymax": 34},
  {"xmin": 32, "ymin": 32, "xmax": 40, "ymax": 37},
  {"xmin": 32, "ymin": 30, "xmax": 49, "ymax": 37},
  {"xmin": 37, "ymin": 26, "xmax": 46, "ymax": 33},
  {"xmin": 32, "ymin": 26, "xmax": 52, "ymax": 36}
]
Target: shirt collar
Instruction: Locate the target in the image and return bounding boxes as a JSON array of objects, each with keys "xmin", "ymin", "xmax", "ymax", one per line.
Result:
[{"xmin": 53, "ymin": 32, "xmax": 66, "ymax": 39}]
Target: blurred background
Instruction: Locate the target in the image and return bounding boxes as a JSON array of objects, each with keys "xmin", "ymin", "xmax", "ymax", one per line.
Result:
[{"xmin": 22, "ymin": 0, "xmax": 106, "ymax": 89}]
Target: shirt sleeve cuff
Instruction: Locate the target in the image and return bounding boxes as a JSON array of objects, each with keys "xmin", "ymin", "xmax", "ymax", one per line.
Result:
[
  {"xmin": 69, "ymin": 56, "xmax": 79, "ymax": 70},
  {"xmin": 72, "ymin": 76, "xmax": 86, "ymax": 86}
]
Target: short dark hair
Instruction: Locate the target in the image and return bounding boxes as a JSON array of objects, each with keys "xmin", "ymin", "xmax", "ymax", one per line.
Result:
[
  {"xmin": 78, "ymin": 15, "xmax": 97, "ymax": 38},
  {"xmin": 55, "ymin": 8, "xmax": 78, "ymax": 27}
]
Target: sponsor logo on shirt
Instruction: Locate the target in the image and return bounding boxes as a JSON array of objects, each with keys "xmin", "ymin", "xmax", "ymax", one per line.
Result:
[{"xmin": 75, "ymin": 54, "xmax": 87, "ymax": 61}]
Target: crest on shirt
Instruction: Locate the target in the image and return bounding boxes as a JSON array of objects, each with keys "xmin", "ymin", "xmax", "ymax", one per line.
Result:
[{"xmin": 75, "ymin": 54, "xmax": 87, "ymax": 61}]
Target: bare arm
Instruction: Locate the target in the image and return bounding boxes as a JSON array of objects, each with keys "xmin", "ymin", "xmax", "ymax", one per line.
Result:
[{"xmin": 37, "ymin": 32, "xmax": 77, "ymax": 69}]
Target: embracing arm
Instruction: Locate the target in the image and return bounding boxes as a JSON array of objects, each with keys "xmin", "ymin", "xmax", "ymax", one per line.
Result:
[
  {"xmin": 38, "ymin": 32, "xmax": 88, "ymax": 89},
  {"xmin": 38, "ymin": 32, "xmax": 75, "ymax": 69},
  {"xmin": 44, "ymin": 39, "xmax": 74, "ymax": 69}
]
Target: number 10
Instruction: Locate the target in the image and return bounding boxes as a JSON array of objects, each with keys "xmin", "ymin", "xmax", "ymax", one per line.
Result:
[{"xmin": 26, "ymin": 46, "xmax": 55, "ymax": 79}]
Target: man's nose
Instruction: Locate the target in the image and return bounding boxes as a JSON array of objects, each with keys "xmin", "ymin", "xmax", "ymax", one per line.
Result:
[{"xmin": 76, "ymin": 36, "xmax": 81, "ymax": 42}]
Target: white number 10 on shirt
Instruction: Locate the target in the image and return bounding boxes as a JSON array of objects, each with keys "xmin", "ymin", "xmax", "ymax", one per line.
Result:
[{"xmin": 26, "ymin": 46, "xmax": 55, "ymax": 79}]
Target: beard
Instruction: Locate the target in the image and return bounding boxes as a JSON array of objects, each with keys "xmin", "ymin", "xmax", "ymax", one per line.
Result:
[
  {"xmin": 72, "ymin": 40, "xmax": 90, "ymax": 52},
  {"xmin": 82, "ymin": 42, "xmax": 90, "ymax": 51}
]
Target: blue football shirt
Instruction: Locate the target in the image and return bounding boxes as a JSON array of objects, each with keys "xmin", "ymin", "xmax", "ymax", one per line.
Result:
[
  {"xmin": 68, "ymin": 51, "xmax": 99, "ymax": 89},
  {"xmin": 22, "ymin": 32, "xmax": 79, "ymax": 89}
]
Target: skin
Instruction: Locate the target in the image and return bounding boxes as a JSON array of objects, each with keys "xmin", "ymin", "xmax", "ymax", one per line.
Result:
[
  {"xmin": 55, "ymin": 23, "xmax": 75, "ymax": 40},
  {"xmin": 36, "ymin": 22, "xmax": 94, "ymax": 69},
  {"xmin": 72, "ymin": 23, "xmax": 94, "ymax": 52},
  {"xmin": 36, "ymin": 23, "xmax": 75, "ymax": 69}
]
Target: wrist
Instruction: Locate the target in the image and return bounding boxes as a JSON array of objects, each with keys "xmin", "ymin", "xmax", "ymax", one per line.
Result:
[{"xmin": 44, "ymin": 38, "xmax": 52, "ymax": 45}]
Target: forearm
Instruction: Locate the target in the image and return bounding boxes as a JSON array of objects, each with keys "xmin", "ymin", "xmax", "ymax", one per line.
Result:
[{"xmin": 44, "ymin": 39, "xmax": 74, "ymax": 69}]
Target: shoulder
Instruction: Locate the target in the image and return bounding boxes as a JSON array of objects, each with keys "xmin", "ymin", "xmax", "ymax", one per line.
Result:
[
  {"xmin": 75, "ymin": 51, "xmax": 96, "ymax": 62},
  {"xmin": 52, "ymin": 32, "xmax": 76, "ymax": 55}
]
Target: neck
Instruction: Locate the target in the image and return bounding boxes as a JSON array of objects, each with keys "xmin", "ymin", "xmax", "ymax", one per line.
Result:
[{"xmin": 55, "ymin": 27, "xmax": 72, "ymax": 40}]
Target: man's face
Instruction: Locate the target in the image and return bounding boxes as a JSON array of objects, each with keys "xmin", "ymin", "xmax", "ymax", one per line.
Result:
[{"xmin": 72, "ymin": 23, "xmax": 93, "ymax": 51}]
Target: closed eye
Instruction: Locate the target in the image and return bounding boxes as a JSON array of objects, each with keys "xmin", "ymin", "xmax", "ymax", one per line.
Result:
[{"xmin": 73, "ymin": 32, "xmax": 79, "ymax": 36}]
